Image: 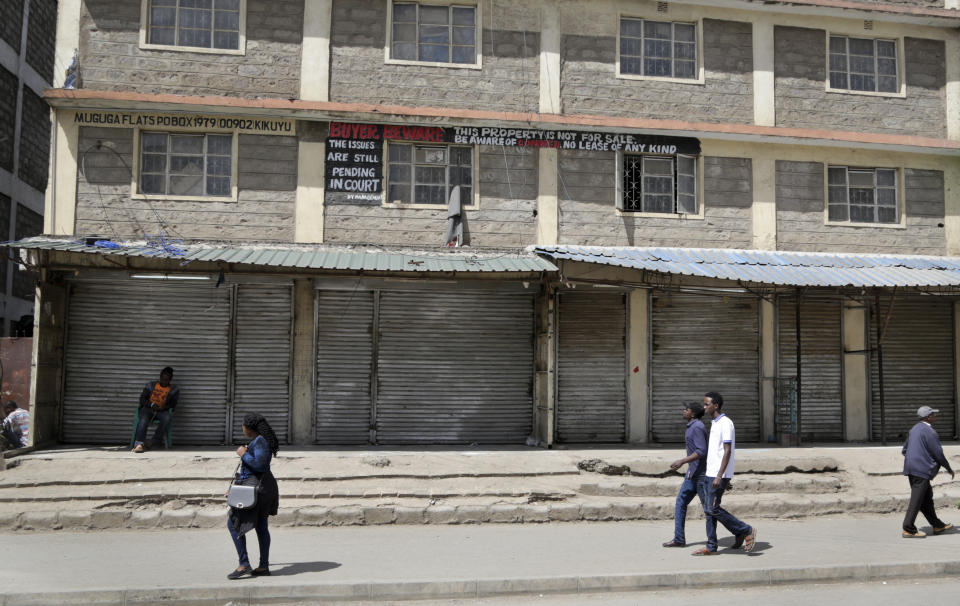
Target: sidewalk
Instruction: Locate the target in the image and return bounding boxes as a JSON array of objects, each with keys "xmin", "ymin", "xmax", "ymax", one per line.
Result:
[{"xmin": 2, "ymin": 515, "xmax": 960, "ymax": 605}]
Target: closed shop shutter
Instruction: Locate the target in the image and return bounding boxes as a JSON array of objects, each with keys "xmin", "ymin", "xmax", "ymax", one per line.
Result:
[
  {"xmin": 375, "ymin": 290, "xmax": 534, "ymax": 444},
  {"xmin": 777, "ymin": 297, "xmax": 844, "ymax": 441},
  {"xmin": 556, "ymin": 292, "xmax": 627, "ymax": 443},
  {"xmin": 314, "ymin": 290, "xmax": 375, "ymax": 444},
  {"xmin": 651, "ymin": 293, "xmax": 761, "ymax": 443},
  {"xmin": 62, "ymin": 280, "xmax": 231, "ymax": 445},
  {"xmin": 231, "ymin": 283, "xmax": 293, "ymax": 444},
  {"xmin": 870, "ymin": 296, "xmax": 956, "ymax": 441}
]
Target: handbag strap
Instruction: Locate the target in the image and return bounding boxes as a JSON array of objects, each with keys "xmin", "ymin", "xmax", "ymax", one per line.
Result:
[{"xmin": 228, "ymin": 459, "xmax": 243, "ymax": 490}]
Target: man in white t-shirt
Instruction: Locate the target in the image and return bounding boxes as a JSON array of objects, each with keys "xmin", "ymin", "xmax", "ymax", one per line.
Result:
[{"xmin": 692, "ymin": 391, "xmax": 757, "ymax": 556}]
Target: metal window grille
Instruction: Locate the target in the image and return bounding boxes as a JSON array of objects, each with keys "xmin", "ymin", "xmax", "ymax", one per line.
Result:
[
  {"xmin": 828, "ymin": 35, "xmax": 897, "ymax": 93},
  {"xmin": 139, "ymin": 132, "xmax": 233, "ymax": 196},
  {"xmin": 387, "ymin": 143, "xmax": 473, "ymax": 205},
  {"xmin": 620, "ymin": 18, "xmax": 696, "ymax": 79},
  {"xmin": 148, "ymin": 0, "xmax": 241, "ymax": 50},
  {"xmin": 392, "ymin": 2, "xmax": 476, "ymax": 64},
  {"xmin": 827, "ymin": 166, "xmax": 898, "ymax": 224},
  {"xmin": 621, "ymin": 154, "xmax": 697, "ymax": 214}
]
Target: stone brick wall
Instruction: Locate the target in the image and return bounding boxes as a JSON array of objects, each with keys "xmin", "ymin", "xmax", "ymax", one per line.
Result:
[
  {"xmin": 561, "ymin": 19, "xmax": 753, "ymax": 124},
  {"xmin": 13, "ymin": 203, "xmax": 42, "ymax": 299},
  {"xmin": 0, "ymin": 66, "xmax": 16, "ymax": 173},
  {"xmin": 0, "ymin": 0, "xmax": 24, "ymax": 52},
  {"xmin": 17, "ymin": 86, "xmax": 50, "ymax": 192},
  {"xmin": 328, "ymin": 0, "xmax": 540, "ymax": 113},
  {"xmin": 775, "ymin": 160, "xmax": 946, "ymax": 254},
  {"xmin": 325, "ymin": 143, "xmax": 538, "ymax": 248},
  {"xmin": 556, "ymin": 150, "xmax": 753, "ymax": 247},
  {"xmin": 774, "ymin": 27, "xmax": 946, "ymax": 138},
  {"xmin": 74, "ymin": 127, "xmax": 297, "ymax": 241},
  {"xmin": 80, "ymin": 0, "xmax": 303, "ymax": 99},
  {"xmin": 25, "ymin": 0, "xmax": 57, "ymax": 82}
]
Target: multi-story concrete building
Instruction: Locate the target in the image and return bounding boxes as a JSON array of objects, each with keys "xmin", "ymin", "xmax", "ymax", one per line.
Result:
[
  {"xmin": 0, "ymin": 0, "xmax": 55, "ymax": 337},
  {"xmin": 12, "ymin": 0, "xmax": 960, "ymax": 449}
]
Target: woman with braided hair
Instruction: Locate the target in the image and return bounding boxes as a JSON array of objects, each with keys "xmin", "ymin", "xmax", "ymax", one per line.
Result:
[{"xmin": 227, "ymin": 413, "xmax": 280, "ymax": 579}]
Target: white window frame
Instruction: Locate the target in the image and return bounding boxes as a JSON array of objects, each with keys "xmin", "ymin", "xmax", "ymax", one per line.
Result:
[
  {"xmin": 139, "ymin": 0, "xmax": 247, "ymax": 55},
  {"xmin": 825, "ymin": 33, "xmax": 905, "ymax": 98},
  {"xmin": 384, "ymin": 0, "xmax": 482, "ymax": 70},
  {"xmin": 615, "ymin": 152, "xmax": 703, "ymax": 219},
  {"xmin": 616, "ymin": 14, "xmax": 704, "ymax": 85},
  {"xmin": 382, "ymin": 141, "xmax": 479, "ymax": 210},
  {"xmin": 824, "ymin": 165, "xmax": 905, "ymax": 228},
  {"xmin": 131, "ymin": 129, "xmax": 239, "ymax": 202}
]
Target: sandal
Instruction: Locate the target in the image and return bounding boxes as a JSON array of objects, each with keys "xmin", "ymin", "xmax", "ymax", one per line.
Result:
[
  {"xmin": 744, "ymin": 527, "xmax": 758, "ymax": 553},
  {"xmin": 691, "ymin": 547, "xmax": 718, "ymax": 556}
]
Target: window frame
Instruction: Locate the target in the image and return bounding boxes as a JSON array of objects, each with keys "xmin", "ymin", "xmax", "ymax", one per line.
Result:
[
  {"xmin": 824, "ymin": 33, "xmax": 905, "ymax": 98},
  {"xmin": 139, "ymin": 0, "xmax": 247, "ymax": 55},
  {"xmin": 616, "ymin": 14, "xmax": 705, "ymax": 85},
  {"xmin": 131, "ymin": 129, "xmax": 239, "ymax": 202},
  {"xmin": 615, "ymin": 152, "xmax": 703, "ymax": 219},
  {"xmin": 382, "ymin": 141, "xmax": 479, "ymax": 210},
  {"xmin": 824, "ymin": 165, "xmax": 905, "ymax": 228},
  {"xmin": 385, "ymin": 0, "xmax": 483, "ymax": 70}
]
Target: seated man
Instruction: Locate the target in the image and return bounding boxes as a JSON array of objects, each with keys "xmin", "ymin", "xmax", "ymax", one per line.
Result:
[
  {"xmin": 132, "ymin": 367, "xmax": 180, "ymax": 453},
  {"xmin": 2, "ymin": 401, "xmax": 29, "ymax": 450}
]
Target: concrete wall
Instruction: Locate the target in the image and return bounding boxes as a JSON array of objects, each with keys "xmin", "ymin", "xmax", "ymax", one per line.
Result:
[
  {"xmin": 324, "ymin": 144, "xmax": 538, "ymax": 248},
  {"xmin": 328, "ymin": 0, "xmax": 540, "ymax": 113},
  {"xmin": 556, "ymin": 150, "xmax": 753, "ymax": 247},
  {"xmin": 775, "ymin": 160, "xmax": 946, "ymax": 254},
  {"xmin": 774, "ymin": 27, "xmax": 946, "ymax": 138},
  {"xmin": 74, "ymin": 126, "xmax": 297, "ymax": 241},
  {"xmin": 561, "ymin": 19, "xmax": 753, "ymax": 124},
  {"xmin": 29, "ymin": 277, "xmax": 67, "ymax": 446},
  {"xmin": 79, "ymin": 0, "xmax": 303, "ymax": 98}
]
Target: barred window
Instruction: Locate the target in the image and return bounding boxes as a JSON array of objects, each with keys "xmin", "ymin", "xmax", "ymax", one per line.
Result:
[
  {"xmin": 139, "ymin": 132, "xmax": 233, "ymax": 197},
  {"xmin": 621, "ymin": 154, "xmax": 697, "ymax": 214},
  {"xmin": 827, "ymin": 166, "xmax": 898, "ymax": 224},
  {"xmin": 147, "ymin": 0, "xmax": 242, "ymax": 50},
  {"xmin": 387, "ymin": 143, "xmax": 472, "ymax": 205},
  {"xmin": 391, "ymin": 2, "xmax": 477, "ymax": 64},
  {"xmin": 829, "ymin": 36, "xmax": 898, "ymax": 93},
  {"xmin": 620, "ymin": 18, "xmax": 696, "ymax": 79}
]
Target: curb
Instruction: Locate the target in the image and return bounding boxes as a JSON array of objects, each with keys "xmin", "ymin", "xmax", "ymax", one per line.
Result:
[{"xmin": 5, "ymin": 560, "xmax": 960, "ymax": 605}]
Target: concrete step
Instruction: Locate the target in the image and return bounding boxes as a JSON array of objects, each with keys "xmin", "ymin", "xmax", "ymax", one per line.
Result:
[{"xmin": 580, "ymin": 473, "xmax": 845, "ymax": 497}]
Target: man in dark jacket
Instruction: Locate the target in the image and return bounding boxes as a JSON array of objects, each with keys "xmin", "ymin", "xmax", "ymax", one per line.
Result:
[
  {"xmin": 132, "ymin": 367, "xmax": 180, "ymax": 453},
  {"xmin": 902, "ymin": 405, "xmax": 954, "ymax": 538}
]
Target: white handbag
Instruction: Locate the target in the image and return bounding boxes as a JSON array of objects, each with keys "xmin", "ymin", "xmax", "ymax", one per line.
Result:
[{"xmin": 226, "ymin": 461, "xmax": 259, "ymax": 509}]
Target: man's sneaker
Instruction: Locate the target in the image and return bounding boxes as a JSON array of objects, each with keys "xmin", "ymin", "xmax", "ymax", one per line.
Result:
[
  {"xmin": 731, "ymin": 534, "xmax": 745, "ymax": 549},
  {"xmin": 933, "ymin": 523, "xmax": 954, "ymax": 535},
  {"xmin": 131, "ymin": 444, "xmax": 144, "ymax": 453},
  {"xmin": 902, "ymin": 529, "xmax": 926, "ymax": 538}
]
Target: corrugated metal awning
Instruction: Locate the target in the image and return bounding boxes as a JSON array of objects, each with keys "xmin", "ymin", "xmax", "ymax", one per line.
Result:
[
  {"xmin": 530, "ymin": 245, "xmax": 960, "ymax": 288},
  {"xmin": 5, "ymin": 237, "xmax": 558, "ymax": 273}
]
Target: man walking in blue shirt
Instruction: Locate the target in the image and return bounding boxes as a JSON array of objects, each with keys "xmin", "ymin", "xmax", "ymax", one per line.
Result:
[
  {"xmin": 662, "ymin": 401, "xmax": 708, "ymax": 548},
  {"xmin": 902, "ymin": 405, "xmax": 954, "ymax": 538}
]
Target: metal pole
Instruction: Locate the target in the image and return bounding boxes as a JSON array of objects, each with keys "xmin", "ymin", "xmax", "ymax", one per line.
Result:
[
  {"xmin": 875, "ymin": 292, "xmax": 887, "ymax": 445},
  {"xmin": 795, "ymin": 290, "xmax": 802, "ymax": 447}
]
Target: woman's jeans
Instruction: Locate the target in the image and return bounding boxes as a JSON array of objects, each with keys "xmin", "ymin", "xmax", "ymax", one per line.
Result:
[
  {"xmin": 228, "ymin": 517, "xmax": 270, "ymax": 568},
  {"xmin": 672, "ymin": 475, "xmax": 709, "ymax": 544},
  {"xmin": 704, "ymin": 477, "xmax": 752, "ymax": 552}
]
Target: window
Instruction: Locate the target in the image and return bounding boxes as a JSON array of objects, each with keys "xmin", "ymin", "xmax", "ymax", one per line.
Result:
[
  {"xmin": 145, "ymin": 0, "xmax": 242, "ymax": 50},
  {"xmin": 387, "ymin": 143, "xmax": 472, "ymax": 205},
  {"xmin": 829, "ymin": 36, "xmax": 898, "ymax": 93},
  {"xmin": 138, "ymin": 132, "xmax": 233, "ymax": 197},
  {"xmin": 621, "ymin": 154, "xmax": 697, "ymax": 214},
  {"xmin": 620, "ymin": 18, "xmax": 696, "ymax": 79},
  {"xmin": 827, "ymin": 166, "xmax": 898, "ymax": 224},
  {"xmin": 390, "ymin": 2, "xmax": 477, "ymax": 64}
]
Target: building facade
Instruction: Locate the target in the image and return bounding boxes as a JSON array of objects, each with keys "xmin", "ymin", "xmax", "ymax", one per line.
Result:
[
  {"xmin": 0, "ymin": 0, "xmax": 55, "ymax": 337},
  {"xmin": 16, "ymin": 0, "xmax": 960, "ymax": 448}
]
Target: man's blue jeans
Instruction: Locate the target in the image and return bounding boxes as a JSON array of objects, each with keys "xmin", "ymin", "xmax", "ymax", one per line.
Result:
[
  {"xmin": 134, "ymin": 407, "xmax": 171, "ymax": 447},
  {"xmin": 672, "ymin": 475, "xmax": 709, "ymax": 544},
  {"xmin": 704, "ymin": 477, "xmax": 752, "ymax": 552}
]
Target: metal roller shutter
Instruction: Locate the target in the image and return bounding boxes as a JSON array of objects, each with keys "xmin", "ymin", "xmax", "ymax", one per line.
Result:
[
  {"xmin": 231, "ymin": 284, "xmax": 293, "ymax": 444},
  {"xmin": 556, "ymin": 292, "xmax": 627, "ymax": 443},
  {"xmin": 62, "ymin": 280, "xmax": 231, "ymax": 445},
  {"xmin": 314, "ymin": 290, "xmax": 375, "ymax": 444},
  {"xmin": 870, "ymin": 296, "xmax": 956, "ymax": 442},
  {"xmin": 777, "ymin": 298, "xmax": 844, "ymax": 441},
  {"xmin": 651, "ymin": 293, "xmax": 761, "ymax": 443},
  {"xmin": 376, "ymin": 290, "xmax": 534, "ymax": 444}
]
